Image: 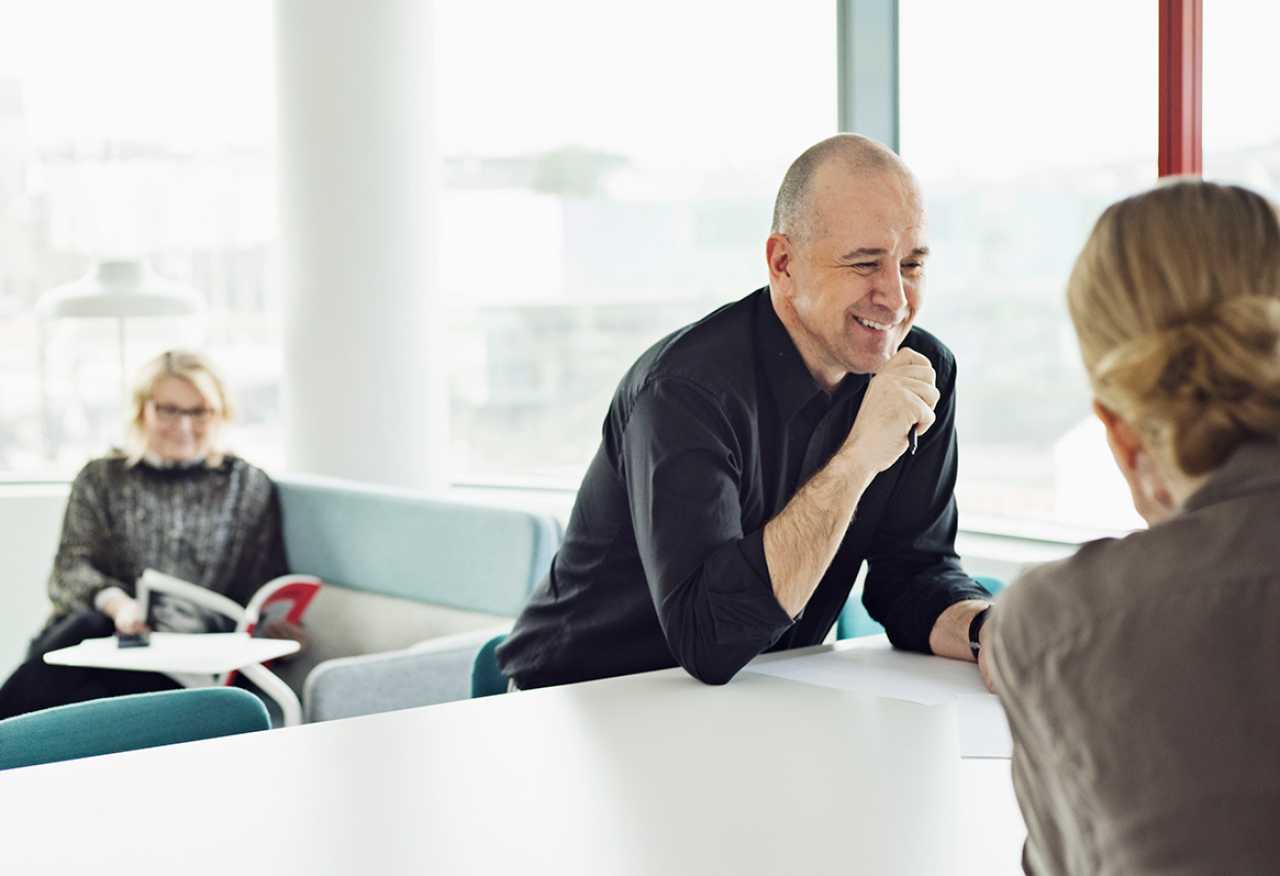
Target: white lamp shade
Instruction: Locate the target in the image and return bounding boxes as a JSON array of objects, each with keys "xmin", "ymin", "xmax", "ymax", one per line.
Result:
[{"xmin": 36, "ymin": 259, "xmax": 205, "ymax": 320}]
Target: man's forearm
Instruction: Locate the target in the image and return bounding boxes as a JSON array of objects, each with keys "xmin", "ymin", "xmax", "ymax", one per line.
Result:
[
  {"xmin": 763, "ymin": 451, "xmax": 876, "ymax": 617},
  {"xmin": 927, "ymin": 598, "xmax": 990, "ymax": 661}
]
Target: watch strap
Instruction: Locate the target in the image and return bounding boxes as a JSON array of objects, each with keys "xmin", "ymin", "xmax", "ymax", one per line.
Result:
[{"xmin": 968, "ymin": 607, "xmax": 991, "ymax": 659}]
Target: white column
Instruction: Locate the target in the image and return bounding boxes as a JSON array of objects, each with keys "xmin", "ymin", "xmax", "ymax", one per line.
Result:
[{"xmin": 275, "ymin": 0, "xmax": 443, "ymax": 490}]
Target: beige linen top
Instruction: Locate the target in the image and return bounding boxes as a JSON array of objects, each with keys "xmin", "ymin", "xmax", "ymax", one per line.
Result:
[{"xmin": 988, "ymin": 440, "xmax": 1280, "ymax": 875}]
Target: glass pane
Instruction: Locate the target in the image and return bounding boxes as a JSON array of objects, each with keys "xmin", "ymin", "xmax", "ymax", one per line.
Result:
[
  {"xmin": 1203, "ymin": 2, "xmax": 1280, "ymax": 201},
  {"xmin": 899, "ymin": 0, "xmax": 1156, "ymax": 534},
  {"xmin": 0, "ymin": 1, "xmax": 281, "ymax": 476},
  {"xmin": 437, "ymin": 0, "xmax": 836, "ymax": 487}
]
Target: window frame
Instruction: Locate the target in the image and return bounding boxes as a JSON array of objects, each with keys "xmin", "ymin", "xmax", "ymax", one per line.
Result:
[{"xmin": 1159, "ymin": 0, "xmax": 1203, "ymax": 176}]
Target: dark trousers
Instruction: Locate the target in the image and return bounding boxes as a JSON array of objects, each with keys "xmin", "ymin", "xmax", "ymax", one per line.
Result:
[{"xmin": 0, "ymin": 610, "xmax": 180, "ymax": 720}]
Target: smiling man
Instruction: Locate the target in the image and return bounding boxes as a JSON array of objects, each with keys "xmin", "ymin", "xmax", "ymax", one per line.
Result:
[{"xmin": 498, "ymin": 134, "xmax": 993, "ymax": 690}]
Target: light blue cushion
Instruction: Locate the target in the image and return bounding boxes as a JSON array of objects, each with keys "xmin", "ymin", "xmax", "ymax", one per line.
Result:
[
  {"xmin": 837, "ymin": 575, "xmax": 1006, "ymax": 640},
  {"xmin": 0, "ymin": 687, "xmax": 269, "ymax": 770},
  {"xmin": 276, "ymin": 476, "xmax": 560, "ymax": 617},
  {"xmin": 303, "ymin": 629, "xmax": 501, "ymax": 722}
]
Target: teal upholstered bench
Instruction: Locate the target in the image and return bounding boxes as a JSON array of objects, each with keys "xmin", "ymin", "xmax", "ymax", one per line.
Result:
[
  {"xmin": 837, "ymin": 575, "xmax": 1007, "ymax": 640},
  {"xmin": 270, "ymin": 476, "xmax": 560, "ymax": 721}
]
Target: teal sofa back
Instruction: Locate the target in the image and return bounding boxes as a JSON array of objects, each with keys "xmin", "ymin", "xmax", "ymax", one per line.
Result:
[
  {"xmin": 275, "ymin": 476, "xmax": 560, "ymax": 617},
  {"xmin": 837, "ymin": 575, "xmax": 1007, "ymax": 640}
]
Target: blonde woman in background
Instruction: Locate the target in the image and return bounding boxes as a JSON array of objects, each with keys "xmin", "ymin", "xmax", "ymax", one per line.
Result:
[
  {"xmin": 0, "ymin": 351, "xmax": 293, "ymax": 718},
  {"xmin": 988, "ymin": 180, "xmax": 1280, "ymax": 874}
]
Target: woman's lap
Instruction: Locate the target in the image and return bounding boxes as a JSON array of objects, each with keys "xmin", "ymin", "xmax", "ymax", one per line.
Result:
[{"xmin": 0, "ymin": 609, "xmax": 180, "ymax": 720}]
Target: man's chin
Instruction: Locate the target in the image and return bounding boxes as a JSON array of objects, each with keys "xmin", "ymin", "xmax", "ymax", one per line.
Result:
[
  {"xmin": 843, "ymin": 351, "xmax": 893, "ymax": 376},
  {"xmin": 846, "ymin": 332, "xmax": 912, "ymax": 374}
]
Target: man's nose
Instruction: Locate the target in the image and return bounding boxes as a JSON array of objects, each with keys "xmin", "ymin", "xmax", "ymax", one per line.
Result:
[{"xmin": 873, "ymin": 268, "xmax": 909, "ymax": 318}]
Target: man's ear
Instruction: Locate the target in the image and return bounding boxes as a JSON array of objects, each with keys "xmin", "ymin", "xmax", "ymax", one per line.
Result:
[
  {"xmin": 1092, "ymin": 400, "xmax": 1142, "ymax": 470},
  {"xmin": 766, "ymin": 233, "xmax": 793, "ymax": 290}
]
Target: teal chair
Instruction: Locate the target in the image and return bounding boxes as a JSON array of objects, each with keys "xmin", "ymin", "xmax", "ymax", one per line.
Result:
[
  {"xmin": 471, "ymin": 633, "xmax": 509, "ymax": 698},
  {"xmin": 837, "ymin": 575, "xmax": 1007, "ymax": 640},
  {"xmin": 0, "ymin": 687, "xmax": 270, "ymax": 771}
]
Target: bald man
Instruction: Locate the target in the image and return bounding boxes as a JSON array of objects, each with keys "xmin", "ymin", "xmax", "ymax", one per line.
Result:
[{"xmin": 499, "ymin": 135, "xmax": 994, "ymax": 690}]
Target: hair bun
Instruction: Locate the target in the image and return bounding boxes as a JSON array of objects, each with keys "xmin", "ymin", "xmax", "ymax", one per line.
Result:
[
  {"xmin": 1069, "ymin": 180, "xmax": 1280, "ymax": 476},
  {"xmin": 1153, "ymin": 295, "xmax": 1280, "ymax": 473}
]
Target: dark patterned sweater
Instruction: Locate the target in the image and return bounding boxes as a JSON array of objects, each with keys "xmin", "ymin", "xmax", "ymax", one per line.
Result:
[{"xmin": 46, "ymin": 454, "xmax": 288, "ymax": 632}]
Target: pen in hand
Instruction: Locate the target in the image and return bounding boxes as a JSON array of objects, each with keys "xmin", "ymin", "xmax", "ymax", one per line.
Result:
[{"xmin": 908, "ymin": 425, "xmax": 918, "ymax": 456}]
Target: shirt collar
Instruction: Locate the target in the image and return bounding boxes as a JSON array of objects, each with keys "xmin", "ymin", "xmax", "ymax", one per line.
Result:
[
  {"xmin": 754, "ymin": 286, "xmax": 869, "ymax": 422},
  {"xmin": 1182, "ymin": 438, "xmax": 1280, "ymax": 513},
  {"xmin": 142, "ymin": 451, "xmax": 207, "ymax": 470}
]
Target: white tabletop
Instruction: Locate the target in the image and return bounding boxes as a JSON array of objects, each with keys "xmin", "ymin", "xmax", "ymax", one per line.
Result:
[
  {"xmin": 747, "ymin": 635, "xmax": 1014, "ymax": 758},
  {"xmin": 43, "ymin": 632, "xmax": 299, "ymax": 675},
  {"xmin": 0, "ymin": 649, "xmax": 1026, "ymax": 875}
]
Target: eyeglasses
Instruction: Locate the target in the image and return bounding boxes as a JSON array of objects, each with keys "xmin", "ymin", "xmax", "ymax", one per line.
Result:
[{"xmin": 149, "ymin": 402, "xmax": 218, "ymax": 424}]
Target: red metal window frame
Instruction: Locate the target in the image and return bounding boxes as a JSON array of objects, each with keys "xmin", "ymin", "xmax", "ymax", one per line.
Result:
[{"xmin": 1159, "ymin": 0, "xmax": 1203, "ymax": 176}]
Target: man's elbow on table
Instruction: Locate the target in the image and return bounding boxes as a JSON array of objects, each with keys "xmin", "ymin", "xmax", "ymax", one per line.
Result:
[
  {"xmin": 660, "ymin": 617, "xmax": 764, "ymax": 687},
  {"xmin": 656, "ymin": 567, "xmax": 787, "ymax": 686},
  {"xmin": 681, "ymin": 659, "xmax": 739, "ymax": 687}
]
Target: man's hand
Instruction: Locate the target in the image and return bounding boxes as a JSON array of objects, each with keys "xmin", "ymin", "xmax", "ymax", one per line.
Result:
[
  {"xmin": 841, "ymin": 348, "xmax": 939, "ymax": 473},
  {"xmin": 102, "ymin": 591, "xmax": 147, "ymax": 635},
  {"xmin": 927, "ymin": 599, "xmax": 997, "ymax": 692},
  {"xmin": 977, "ymin": 620, "xmax": 995, "ymax": 693},
  {"xmin": 927, "ymin": 598, "xmax": 991, "ymax": 676}
]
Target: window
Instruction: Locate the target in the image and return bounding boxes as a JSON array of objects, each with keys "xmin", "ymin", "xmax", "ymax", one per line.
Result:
[
  {"xmin": 1203, "ymin": 1, "xmax": 1280, "ymax": 199},
  {"xmin": 3, "ymin": 1, "xmax": 1249, "ymax": 546},
  {"xmin": 436, "ymin": 0, "xmax": 836, "ymax": 487},
  {"xmin": 0, "ymin": 0, "xmax": 280, "ymax": 475},
  {"xmin": 898, "ymin": 0, "xmax": 1156, "ymax": 533}
]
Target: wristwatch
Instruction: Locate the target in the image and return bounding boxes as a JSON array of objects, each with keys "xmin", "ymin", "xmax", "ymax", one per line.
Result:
[{"xmin": 968, "ymin": 607, "xmax": 991, "ymax": 659}]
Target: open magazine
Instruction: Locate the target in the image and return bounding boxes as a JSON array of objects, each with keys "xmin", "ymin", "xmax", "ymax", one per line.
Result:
[
  {"xmin": 136, "ymin": 568, "xmax": 322, "ymax": 639},
  {"xmin": 134, "ymin": 569, "xmax": 322, "ymax": 691}
]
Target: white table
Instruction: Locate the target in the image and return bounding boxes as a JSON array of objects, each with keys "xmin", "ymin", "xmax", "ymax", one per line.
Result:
[
  {"xmin": 4, "ymin": 646, "xmax": 1025, "ymax": 875},
  {"xmin": 43, "ymin": 632, "xmax": 302, "ymax": 726}
]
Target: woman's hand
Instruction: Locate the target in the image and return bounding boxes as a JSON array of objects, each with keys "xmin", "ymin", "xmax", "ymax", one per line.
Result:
[
  {"xmin": 101, "ymin": 591, "xmax": 148, "ymax": 635},
  {"xmin": 260, "ymin": 619, "xmax": 307, "ymax": 655}
]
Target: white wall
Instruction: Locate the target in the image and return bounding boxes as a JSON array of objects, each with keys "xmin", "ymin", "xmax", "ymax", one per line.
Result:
[{"xmin": 0, "ymin": 485, "xmax": 67, "ymax": 677}]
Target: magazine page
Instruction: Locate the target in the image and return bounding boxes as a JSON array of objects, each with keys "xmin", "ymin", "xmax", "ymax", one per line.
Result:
[
  {"xmin": 136, "ymin": 569, "xmax": 245, "ymax": 634},
  {"xmin": 245, "ymin": 575, "xmax": 322, "ymax": 637}
]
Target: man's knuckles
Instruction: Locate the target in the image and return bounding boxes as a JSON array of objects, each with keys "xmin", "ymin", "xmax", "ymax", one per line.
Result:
[{"xmin": 889, "ymin": 347, "xmax": 930, "ymax": 367}]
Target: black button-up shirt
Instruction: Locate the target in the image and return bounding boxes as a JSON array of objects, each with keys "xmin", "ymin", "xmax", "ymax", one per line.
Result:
[{"xmin": 498, "ymin": 287, "xmax": 988, "ymax": 688}]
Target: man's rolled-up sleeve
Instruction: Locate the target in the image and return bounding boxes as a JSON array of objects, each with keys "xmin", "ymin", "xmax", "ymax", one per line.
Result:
[
  {"xmin": 622, "ymin": 378, "xmax": 793, "ymax": 685},
  {"xmin": 862, "ymin": 353, "xmax": 990, "ymax": 653}
]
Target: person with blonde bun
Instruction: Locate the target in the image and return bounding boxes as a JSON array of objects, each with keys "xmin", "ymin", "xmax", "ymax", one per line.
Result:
[
  {"xmin": 0, "ymin": 350, "xmax": 293, "ymax": 719},
  {"xmin": 987, "ymin": 180, "xmax": 1280, "ymax": 874}
]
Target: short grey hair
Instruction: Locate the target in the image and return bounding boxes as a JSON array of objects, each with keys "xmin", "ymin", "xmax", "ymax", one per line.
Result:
[{"xmin": 771, "ymin": 134, "xmax": 907, "ymax": 241}]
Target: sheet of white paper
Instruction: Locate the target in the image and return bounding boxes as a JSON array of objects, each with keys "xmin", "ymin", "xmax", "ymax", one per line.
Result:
[{"xmin": 746, "ymin": 647, "xmax": 1013, "ymax": 759}]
